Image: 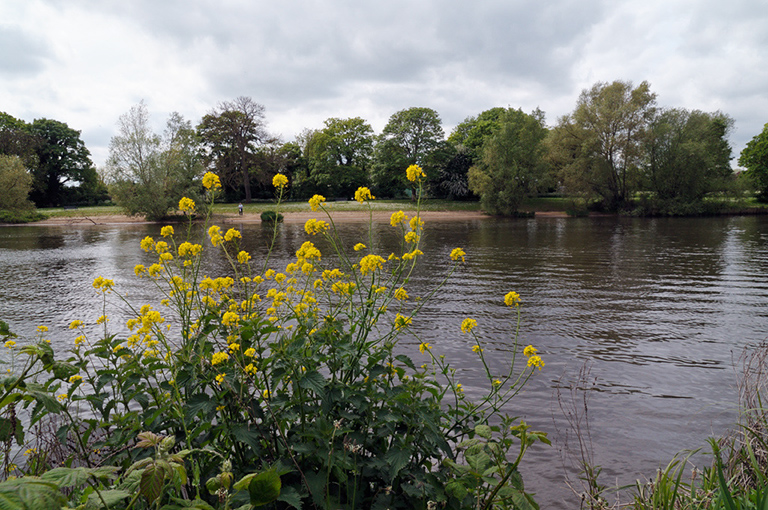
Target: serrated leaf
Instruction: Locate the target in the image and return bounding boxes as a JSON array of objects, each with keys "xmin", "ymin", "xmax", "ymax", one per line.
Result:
[
  {"xmin": 86, "ymin": 489, "xmax": 131, "ymax": 509},
  {"xmin": 384, "ymin": 447, "xmax": 411, "ymax": 482},
  {"xmin": 248, "ymin": 469, "xmax": 281, "ymax": 507},
  {"xmin": 276, "ymin": 485, "xmax": 302, "ymax": 509},
  {"xmin": 298, "ymin": 371, "xmax": 325, "ymax": 396},
  {"xmin": 140, "ymin": 463, "xmax": 165, "ymax": 504}
]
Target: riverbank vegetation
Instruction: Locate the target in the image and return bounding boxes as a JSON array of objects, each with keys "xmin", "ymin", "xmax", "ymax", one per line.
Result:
[
  {"xmin": 0, "ymin": 171, "xmax": 552, "ymax": 509},
  {"xmin": 3, "ymin": 79, "xmax": 768, "ymax": 223}
]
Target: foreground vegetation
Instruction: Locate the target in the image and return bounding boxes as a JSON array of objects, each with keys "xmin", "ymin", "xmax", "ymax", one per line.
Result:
[{"xmin": 0, "ymin": 170, "xmax": 550, "ymax": 509}]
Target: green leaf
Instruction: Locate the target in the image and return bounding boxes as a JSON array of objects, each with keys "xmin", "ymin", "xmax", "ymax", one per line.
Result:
[
  {"xmin": 0, "ymin": 477, "xmax": 66, "ymax": 509},
  {"xmin": 86, "ymin": 489, "xmax": 131, "ymax": 509},
  {"xmin": 276, "ymin": 485, "xmax": 302, "ymax": 509},
  {"xmin": 41, "ymin": 466, "xmax": 118, "ymax": 487},
  {"xmin": 298, "ymin": 371, "xmax": 326, "ymax": 396},
  {"xmin": 394, "ymin": 354, "xmax": 416, "ymax": 370},
  {"xmin": 384, "ymin": 447, "xmax": 411, "ymax": 482},
  {"xmin": 248, "ymin": 469, "xmax": 281, "ymax": 507},
  {"xmin": 475, "ymin": 424, "xmax": 492, "ymax": 439},
  {"xmin": 231, "ymin": 424, "xmax": 262, "ymax": 452},
  {"xmin": 0, "ymin": 418, "xmax": 13, "ymax": 442}
]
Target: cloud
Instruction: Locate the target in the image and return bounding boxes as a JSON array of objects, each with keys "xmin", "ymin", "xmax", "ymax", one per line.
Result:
[{"xmin": 1, "ymin": 0, "xmax": 766, "ymax": 166}]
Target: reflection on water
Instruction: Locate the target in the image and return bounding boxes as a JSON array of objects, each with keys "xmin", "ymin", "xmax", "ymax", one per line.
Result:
[{"xmin": 2, "ymin": 215, "xmax": 768, "ymax": 507}]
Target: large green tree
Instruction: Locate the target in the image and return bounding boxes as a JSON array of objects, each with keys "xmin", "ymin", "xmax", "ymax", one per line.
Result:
[
  {"xmin": 645, "ymin": 109, "xmax": 733, "ymax": 203},
  {"xmin": 739, "ymin": 122, "xmax": 768, "ymax": 201},
  {"xmin": 0, "ymin": 155, "xmax": 34, "ymax": 212},
  {"xmin": 28, "ymin": 118, "xmax": 96, "ymax": 207},
  {"xmin": 0, "ymin": 113, "xmax": 38, "ymax": 168},
  {"xmin": 107, "ymin": 103, "xmax": 205, "ymax": 220},
  {"xmin": 305, "ymin": 117, "xmax": 373, "ymax": 198},
  {"xmin": 372, "ymin": 107, "xmax": 448, "ymax": 197},
  {"xmin": 468, "ymin": 108, "xmax": 549, "ymax": 214},
  {"xmin": 550, "ymin": 80, "xmax": 657, "ymax": 210},
  {"xmin": 197, "ymin": 97, "xmax": 268, "ymax": 202},
  {"xmin": 447, "ymin": 107, "xmax": 507, "ymax": 163}
]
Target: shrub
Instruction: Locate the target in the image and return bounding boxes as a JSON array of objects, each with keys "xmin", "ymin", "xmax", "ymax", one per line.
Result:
[
  {"xmin": 260, "ymin": 210, "xmax": 284, "ymax": 223},
  {"xmin": 0, "ymin": 167, "xmax": 547, "ymax": 509}
]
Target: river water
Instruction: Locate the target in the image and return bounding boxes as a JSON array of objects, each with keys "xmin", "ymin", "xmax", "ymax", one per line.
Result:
[{"xmin": 2, "ymin": 214, "xmax": 768, "ymax": 507}]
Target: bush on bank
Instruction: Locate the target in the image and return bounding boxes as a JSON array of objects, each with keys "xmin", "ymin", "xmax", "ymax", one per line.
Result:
[{"xmin": 0, "ymin": 168, "xmax": 548, "ymax": 510}]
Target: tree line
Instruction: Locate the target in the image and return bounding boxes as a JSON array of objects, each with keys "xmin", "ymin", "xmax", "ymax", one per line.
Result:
[{"xmin": 3, "ymin": 79, "xmax": 768, "ymax": 220}]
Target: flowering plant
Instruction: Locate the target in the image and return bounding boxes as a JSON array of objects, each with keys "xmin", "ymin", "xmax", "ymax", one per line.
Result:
[{"xmin": 0, "ymin": 166, "xmax": 546, "ymax": 509}]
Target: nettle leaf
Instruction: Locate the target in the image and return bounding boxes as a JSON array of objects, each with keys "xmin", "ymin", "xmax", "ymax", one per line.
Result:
[
  {"xmin": 86, "ymin": 489, "xmax": 131, "ymax": 509},
  {"xmin": 384, "ymin": 447, "xmax": 411, "ymax": 482},
  {"xmin": 276, "ymin": 485, "xmax": 302, "ymax": 509},
  {"xmin": 298, "ymin": 370, "xmax": 326, "ymax": 396},
  {"xmin": 248, "ymin": 469, "xmax": 281, "ymax": 507},
  {"xmin": 0, "ymin": 478, "xmax": 65, "ymax": 509}
]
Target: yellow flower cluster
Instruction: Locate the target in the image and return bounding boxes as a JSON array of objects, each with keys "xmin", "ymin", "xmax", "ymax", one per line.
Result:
[
  {"xmin": 178, "ymin": 242, "xmax": 202, "ymax": 258},
  {"xmin": 202, "ymin": 172, "xmax": 222, "ymax": 190},
  {"xmin": 523, "ymin": 345, "xmax": 544, "ymax": 370},
  {"xmin": 92, "ymin": 276, "xmax": 115, "ymax": 293},
  {"xmin": 178, "ymin": 197, "xmax": 195, "ymax": 213},
  {"xmin": 504, "ymin": 291, "xmax": 521, "ymax": 307},
  {"xmin": 208, "ymin": 226, "xmax": 223, "ymax": 247},
  {"xmin": 390, "ymin": 210, "xmax": 408, "ymax": 227},
  {"xmin": 394, "ymin": 288, "xmax": 408, "ymax": 301},
  {"xmin": 211, "ymin": 352, "xmax": 229, "ymax": 366},
  {"xmin": 419, "ymin": 342, "xmax": 431, "ymax": 354},
  {"xmin": 308, "ymin": 194, "xmax": 326, "ymax": 212},
  {"xmin": 304, "ymin": 219, "xmax": 329, "ymax": 236},
  {"xmin": 237, "ymin": 251, "xmax": 251, "ymax": 264},
  {"xmin": 394, "ymin": 314, "xmax": 412, "ymax": 330},
  {"xmin": 359, "ymin": 254, "xmax": 386, "ymax": 275},
  {"xmin": 224, "ymin": 228, "xmax": 241, "ymax": 242},
  {"xmin": 450, "ymin": 248, "xmax": 466, "ymax": 262},
  {"xmin": 460, "ymin": 318, "xmax": 477, "ymax": 333},
  {"xmin": 272, "ymin": 173, "xmax": 288, "ymax": 188},
  {"xmin": 354, "ymin": 186, "xmax": 374, "ymax": 203},
  {"xmin": 406, "ymin": 164, "xmax": 425, "ymax": 182},
  {"xmin": 353, "ymin": 243, "xmax": 366, "ymax": 252},
  {"xmin": 161, "ymin": 225, "xmax": 174, "ymax": 237}
]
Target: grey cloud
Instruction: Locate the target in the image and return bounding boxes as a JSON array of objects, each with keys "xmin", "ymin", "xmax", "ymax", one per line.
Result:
[{"xmin": 0, "ymin": 25, "xmax": 51, "ymax": 76}]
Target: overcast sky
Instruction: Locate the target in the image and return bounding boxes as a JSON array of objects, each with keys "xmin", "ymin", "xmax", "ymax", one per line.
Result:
[{"xmin": 2, "ymin": 0, "xmax": 766, "ymax": 167}]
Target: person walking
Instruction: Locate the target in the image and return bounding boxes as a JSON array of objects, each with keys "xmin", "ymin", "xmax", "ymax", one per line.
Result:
[{"xmin": 238, "ymin": 203, "xmax": 243, "ymax": 216}]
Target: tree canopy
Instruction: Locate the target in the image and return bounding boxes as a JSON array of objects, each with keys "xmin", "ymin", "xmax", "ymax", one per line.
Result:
[
  {"xmin": 739, "ymin": 123, "xmax": 768, "ymax": 201},
  {"xmin": 305, "ymin": 117, "xmax": 373, "ymax": 198},
  {"xmin": 372, "ymin": 107, "xmax": 447, "ymax": 197},
  {"xmin": 468, "ymin": 108, "xmax": 549, "ymax": 214},
  {"xmin": 197, "ymin": 97, "xmax": 268, "ymax": 202},
  {"xmin": 549, "ymin": 80, "xmax": 657, "ymax": 211}
]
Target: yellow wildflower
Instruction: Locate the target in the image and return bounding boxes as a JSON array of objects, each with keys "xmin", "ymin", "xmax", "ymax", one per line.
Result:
[
  {"xmin": 224, "ymin": 228, "xmax": 241, "ymax": 242},
  {"xmin": 272, "ymin": 173, "xmax": 288, "ymax": 188},
  {"xmin": 354, "ymin": 186, "xmax": 374, "ymax": 203},
  {"xmin": 450, "ymin": 247, "xmax": 466, "ymax": 262},
  {"xmin": 394, "ymin": 314, "xmax": 412, "ymax": 330},
  {"xmin": 527, "ymin": 355, "xmax": 545, "ymax": 370},
  {"xmin": 237, "ymin": 251, "xmax": 251, "ymax": 264},
  {"xmin": 178, "ymin": 197, "xmax": 195, "ymax": 213},
  {"xmin": 244, "ymin": 364, "xmax": 258, "ymax": 376},
  {"xmin": 504, "ymin": 291, "xmax": 521, "ymax": 307},
  {"xmin": 461, "ymin": 318, "xmax": 477, "ymax": 333},
  {"xmin": 69, "ymin": 375, "xmax": 82, "ymax": 384},
  {"xmin": 304, "ymin": 218, "xmax": 329, "ymax": 235},
  {"xmin": 404, "ymin": 231, "xmax": 419, "ymax": 244},
  {"xmin": 523, "ymin": 345, "xmax": 538, "ymax": 357},
  {"xmin": 353, "ymin": 243, "xmax": 366, "ymax": 251},
  {"xmin": 359, "ymin": 254, "xmax": 386, "ymax": 275},
  {"xmin": 308, "ymin": 194, "xmax": 326, "ymax": 211},
  {"xmin": 96, "ymin": 315, "xmax": 108, "ymax": 325},
  {"xmin": 401, "ymin": 249, "xmax": 423, "ymax": 261},
  {"xmin": 160, "ymin": 225, "xmax": 174, "ymax": 237},
  {"xmin": 69, "ymin": 320, "xmax": 83, "ymax": 330},
  {"xmin": 37, "ymin": 325, "xmax": 48, "ymax": 333},
  {"xmin": 394, "ymin": 288, "xmax": 408, "ymax": 301},
  {"xmin": 390, "ymin": 210, "xmax": 408, "ymax": 227},
  {"xmin": 406, "ymin": 164, "xmax": 425, "ymax": 182},
  {"xmin": 140, "ymin": 236, "xmax": 155, "ymax": 252},
  {"xmin": 419, "ymin": 342, "xmax": 431, "ymax": 354},
  {"xmin": 208, "ymin": 226, "xmax": 223, "ymax": 247},
  {"xmin": 4, "ymin": 340, "xmax": 15, "ymax": 349},
  {"xmin": 92, "ymin": 276, "xmax": 115, "ymax": 292},
  {"xmin": 215, "ymin": 373, "xmax": 226, "ymax": 384},
  {"xmin": 244, "ymin": 347, "xmax": 256, "ymax": 358},
  {"xmin": 202, "ymin": 172, "xmax": 221, "ymax": 190},
  {"xmin": 472, "ymin": 344, "xmax": 484, "ymax": 353},
  {"xmin": 211, "ymin": 352, "xmax": 229, "ymax": 366}
]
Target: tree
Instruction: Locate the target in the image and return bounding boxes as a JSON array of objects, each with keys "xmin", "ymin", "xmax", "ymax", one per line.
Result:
[
  {"xmin": 197, "ymin": 97, "xmax": 268, "ymax": 202},
  {"xmin": 0, "ymin": 112, "xmax": 38, "ymax": 169},
  {"xmin": 28, "ymin": 118, "xmax": 96, "ymax": 207},
  {"xmin": 468, "ymin": 108, "xmax": 548, "ymax": 214},
  {"xmin": 739, "ymin": 122, "xmax": 768, "ymax": 201},
  {"xmin": 372, "ymin": 107, "xmax": 447, "ymax": 197},
  {"xmin": 645, "ymin": 109, "xmax": 733, "ymax": 203},
  {"xmin": 550, "ymin": 80, "xmax": 657, "ymax": 210},
  {"xmin": 107, "ymin": 103, "xmax": 205, "ymax": 220},
  {"xmin": 447, "ymin": 107, "xmax": 507, "ymax": 163},
  {"xmin": 305, "ymin": 117, "xmax": 373, "ymax": 198},
  {"xmin": 0, "ymin": 155, "xmax": 34, "ymax": 211}
]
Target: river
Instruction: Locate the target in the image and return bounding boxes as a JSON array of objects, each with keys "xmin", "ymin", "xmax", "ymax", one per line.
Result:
[{"xmin": 2, "ymin": 214, "xmax": 768, "ymax": 507}]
